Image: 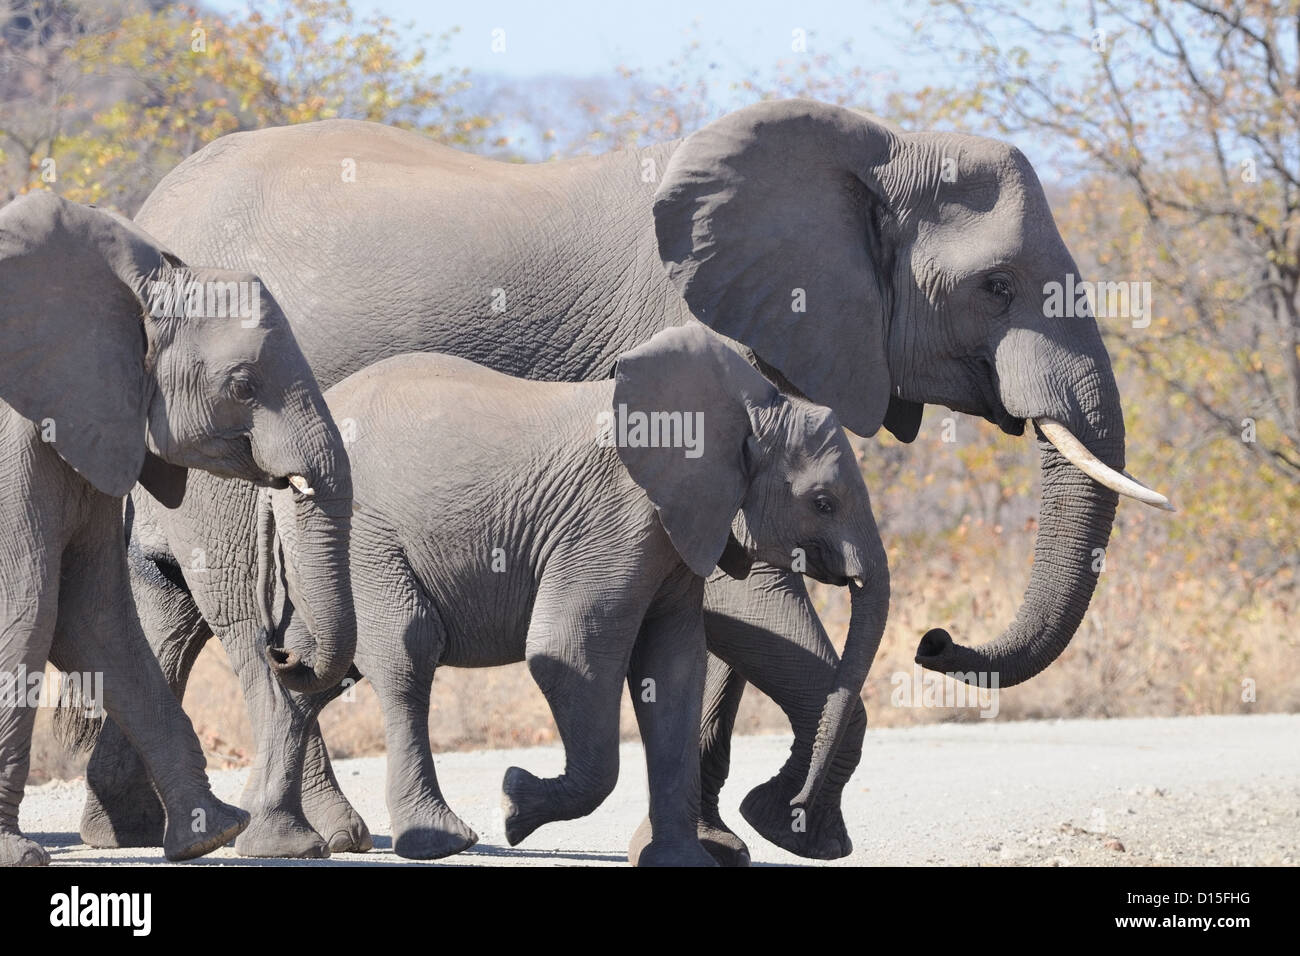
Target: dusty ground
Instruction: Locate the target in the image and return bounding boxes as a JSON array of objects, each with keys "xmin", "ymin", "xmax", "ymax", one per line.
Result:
[{"xmin": 21, "ymin": 713, "xmax": 1298, "ymax": 866}]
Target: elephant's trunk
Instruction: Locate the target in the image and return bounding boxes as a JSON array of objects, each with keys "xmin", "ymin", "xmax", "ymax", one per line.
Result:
[
  {"xmin": 255, "ymin": 487, "xmax": 278, "ymax": 636},
  {"xmin": 792, "ymin": 568, "xmax": 889, "ymax": 808},
  {"xmin": 265, "ymin": 482, "xmax": 354, "ymax": 695},
  {"xmin": 256, "ymin": 404, "xmax": 355, "ymax": 696},
  {"xmin": 915, "ymin": 434, "xmax": 1119, "ymax": 687}
]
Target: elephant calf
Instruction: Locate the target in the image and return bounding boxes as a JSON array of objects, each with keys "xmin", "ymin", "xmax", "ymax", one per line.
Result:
[{"xmin": 268, "ymin": 324, "xmax": 889, "ymax": 866}]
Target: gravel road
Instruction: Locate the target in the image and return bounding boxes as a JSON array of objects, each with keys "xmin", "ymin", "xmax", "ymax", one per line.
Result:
[{"xmin": 23, "ymin": 713, "xmax": 1299, "ymax": 866}]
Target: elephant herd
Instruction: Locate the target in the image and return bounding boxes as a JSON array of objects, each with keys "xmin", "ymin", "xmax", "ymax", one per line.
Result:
[{"xmin": 0, "ymin": 98, "xmax": 1170, "ymax": 867}]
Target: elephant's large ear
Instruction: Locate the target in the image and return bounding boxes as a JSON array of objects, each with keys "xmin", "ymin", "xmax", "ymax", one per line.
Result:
[
  {"xmin": 0, "ymin": 192, "xmax": 176, "ymax": 496},
  {"xmin": 613, "ymin": 324, "xmax": 778, "ymax": 578},
  {"xmin": 654, "ymin": 98, "xmax": 899, "ymax": 437},
  {"xmin": 137, "ymin": 451, "xmax": 188, "ymax": 508},
  {"xmin": 883, "ymin": 396, "xmax": 924, "ymax": 443}
]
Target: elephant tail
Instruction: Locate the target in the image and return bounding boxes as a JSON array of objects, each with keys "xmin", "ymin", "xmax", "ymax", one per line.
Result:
[{"xmin": 52, "ymin": 680, "xmax": 106, "ymax": 753}]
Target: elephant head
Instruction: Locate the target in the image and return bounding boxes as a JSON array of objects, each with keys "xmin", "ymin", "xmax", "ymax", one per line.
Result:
[
  {"xmin": 613, "ymin": 324, "xmax": 889, "ymax": 808},
  {"xmin": 0, "ymin": 191, "xmax": 354, "ymax": 694},
  {"xmin": 653, "ymin": 99, "xmax": 1171, "ymax": 689}
]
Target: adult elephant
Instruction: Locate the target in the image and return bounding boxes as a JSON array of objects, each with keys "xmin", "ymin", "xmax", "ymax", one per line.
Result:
[{"xmin": 80, "ymin": 99, "xmax": 1169, "ymax": 864}]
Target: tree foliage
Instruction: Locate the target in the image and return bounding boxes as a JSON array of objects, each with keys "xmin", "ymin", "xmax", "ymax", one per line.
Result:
[{"xmin": 0, "ymin": 0, "xmax": 487, "ymax": 211}]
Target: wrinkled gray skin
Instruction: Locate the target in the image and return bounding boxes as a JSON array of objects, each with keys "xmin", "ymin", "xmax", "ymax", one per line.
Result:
[
  {"xmin": 268, "ymin": 327, "xmax": 887, "ymax": 865},
  {"xmin": 0, "ymin": 192, "xmax": 352, "ymax": 866},
  {"xmin": 85, "ymin": 98, "xmax": 1127, "ymax": 864}
]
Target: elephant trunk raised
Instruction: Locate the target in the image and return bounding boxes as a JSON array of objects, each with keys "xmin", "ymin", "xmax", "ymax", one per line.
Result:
[
  {"xmin": 258, "ymin": 415, "xmax": 356, "ymax": 696},
  {"xmin": 794, "ymin": 564, "xmax": 889, "ymax": 808}
]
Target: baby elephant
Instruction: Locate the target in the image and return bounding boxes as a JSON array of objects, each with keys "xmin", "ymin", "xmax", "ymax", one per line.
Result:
[{"xmin": 273, "ymin": 323, "xmax": 889, "ymax": 866}]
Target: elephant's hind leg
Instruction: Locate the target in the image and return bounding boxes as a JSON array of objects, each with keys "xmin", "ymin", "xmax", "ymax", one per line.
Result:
[{"xmin": 356, "ymin": 553, "xmax": 476, "ymax": 860}]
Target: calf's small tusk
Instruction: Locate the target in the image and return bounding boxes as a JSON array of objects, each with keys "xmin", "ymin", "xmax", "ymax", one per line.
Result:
[
  {"xmin": 851, "ymin": 576, "xmax": 865, "ymax": 589},
  {"xmin": 1035, "ymin": 417, "xmax": 1175, "ymax": 512},
  {"xmin": 287, "ymin": 475, "xmax": 316, "ymax": 497}
]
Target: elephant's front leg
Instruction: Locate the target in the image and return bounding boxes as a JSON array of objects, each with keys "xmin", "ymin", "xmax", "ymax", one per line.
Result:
[
  {"xmin": 627, "ymin": 649, "xmax": 750, "ymax": 866},
  {"xmin": 51, "ymin": 503, "xmax": 249, "ymax": 861},
  {"xmin": 80, "ymin": 530, "xmax": 210, "ymax": 848},
  {"xmin": 502, "ymin": 578, "xmax": 631, "ymax": 848},
  {"xmin": 0, "ymin": 539, "xmax": 59, "ymax": 866},
  {"xmin": 626, "ymin": 581, "xmax": 716, "ymax": 867},
  {"xmin": 704, "ymin": 563, "xmax": 865, "ymax": 860}
]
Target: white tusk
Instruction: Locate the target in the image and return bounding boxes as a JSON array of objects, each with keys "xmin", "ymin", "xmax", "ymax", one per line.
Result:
[
  {"xmin": 287, "ymin": 475, "xmax": 315, "ymax": 497},
  {"xmin": 1035, "ymin": 418, "xmax": 1175, "ymax": 512},
  {"xmin": 851, "ymin": 576, "xmax": 865, "ymax": 588}
]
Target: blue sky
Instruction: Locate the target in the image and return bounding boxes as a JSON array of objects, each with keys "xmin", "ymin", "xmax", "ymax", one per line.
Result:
[
  {"xmin": 205, "ymin": 0, "xmax": 938, "ymax": 80},
  {"xmin": 198, "ymin": 0, "xmax": 1101, "ymax": 172}
]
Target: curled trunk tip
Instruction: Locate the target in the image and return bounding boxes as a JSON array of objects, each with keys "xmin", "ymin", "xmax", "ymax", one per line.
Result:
[
  {"xmin": 792, "ymin": 573, "xmax": 888, "ymax": 809},
  {"xmin": 915, "ymin": 440, "xmax": 1119, "ymax": 688}
]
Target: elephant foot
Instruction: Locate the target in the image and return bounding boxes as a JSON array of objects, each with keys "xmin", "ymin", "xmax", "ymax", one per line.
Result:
[
  {"xmin": 700, "ymin": 819, "xmax": 751, "ymax": 866},
  {"xmin": 627, "ymin": 816, "xmax": 653, "ymax": 865},
  {"xmin": 628, "ymin": 814, "xmax": 751, "ymax": 867},
  {"xmin": 739, "ymin": 774, "xmax": 852, "ymax": 860},
  {"xmin": 501, "ymin": 765, "xmax": 556, "ymax": 846},
  {"xmin": 303, "ymin": 789, "xmax": 373, "ymax": 854},
  {"xmin": 636, "ymin": 838, "xmax": 718, "ymax": 867},
  {"xmin": 392, "ymin": 802, "xmax": 478, "ymax": 860},
  {"xmin": 79, "ymin": 788, "xmax": 165, "ymax": 848},
  {"xmin": 321, "ymin": 813, "xmax": 373, "ymax": 855},
  {"xmin": 0, "ymin": 831, "xmax": 50, "ymax": 866},
  {"xmin": 163, "ymin": 797, "xmax": 249, "ymax": 862},
  {"xmin": 232, "ymin": 808, "xmax": 328, "ymax": 859}
]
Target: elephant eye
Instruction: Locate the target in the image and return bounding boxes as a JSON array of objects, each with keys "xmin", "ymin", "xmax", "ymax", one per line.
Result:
[
  {"xmin": 813, "ymin": 495, "xmax": 835, "ymax": 516},
  {"xmin": 985, "ymin": 273, "xmax": 1014, "ymax": 305},
  {"xmin": 227, "ymin": 371, "xmax": 258, "ymax": 404}
]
